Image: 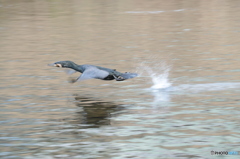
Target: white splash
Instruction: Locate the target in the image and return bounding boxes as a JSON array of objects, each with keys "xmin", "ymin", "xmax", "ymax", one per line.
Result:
[
  {"xmin": 150, "ymin": 67, "xmax": 171, "ymax": 89},
  {"xmin": 138, "ymin": 62, "xmax": 172, "ymax": 89}
]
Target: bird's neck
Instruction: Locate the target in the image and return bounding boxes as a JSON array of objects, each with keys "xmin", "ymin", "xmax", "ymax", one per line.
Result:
[{"xmin": 70, "ymin": 63, "xmax": 83, "ymax": 73}]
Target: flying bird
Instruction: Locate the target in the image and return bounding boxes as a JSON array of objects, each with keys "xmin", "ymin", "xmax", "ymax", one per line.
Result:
[{"xmin": 48, "ymin": 61, "xmax": 138, "ymax": 83}]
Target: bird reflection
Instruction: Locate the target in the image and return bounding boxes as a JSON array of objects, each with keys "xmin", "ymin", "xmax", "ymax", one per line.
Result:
[{"xmin": 70, "ymin": 94, "xmax": 125, "ymax": 128}]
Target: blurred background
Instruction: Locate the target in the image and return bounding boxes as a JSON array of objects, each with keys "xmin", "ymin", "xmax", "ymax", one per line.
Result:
[{"xmin": 0, "ymin": 0, "xmax": 240, "ymax": 158}]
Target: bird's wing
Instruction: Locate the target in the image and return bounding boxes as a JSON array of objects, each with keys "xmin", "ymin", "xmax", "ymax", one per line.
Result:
[{"xmin": 76, "ymin": 67, "xmax": 109, "ymax": 82}]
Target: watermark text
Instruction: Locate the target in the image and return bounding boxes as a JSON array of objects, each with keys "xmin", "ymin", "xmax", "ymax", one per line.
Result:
[{"xmin": 211, "ymin": 151, "xmax": 240, "ymax": 155}]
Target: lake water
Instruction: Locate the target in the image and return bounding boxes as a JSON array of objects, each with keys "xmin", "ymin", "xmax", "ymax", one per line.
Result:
[{"xmin": 0, "ymin": 0, "xmax": 240, "ymax": 158}]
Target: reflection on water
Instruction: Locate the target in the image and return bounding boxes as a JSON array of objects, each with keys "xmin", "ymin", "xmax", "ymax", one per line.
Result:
[
  {"xmin": 70, "ymin": 94, "xmax": 124, "ymax": 128},
  {"xmin": 1, "ymin": 0, "xmax": 240, "ymax": 158}
]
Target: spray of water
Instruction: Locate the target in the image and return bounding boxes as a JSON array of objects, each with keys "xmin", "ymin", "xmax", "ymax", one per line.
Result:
[
  {"xmin": 150, "ymin": 67, "xmax": 171, "ymax": 89},
  {"xmin": 137, "ymin": 61, "xmax": 172, "ymax": 89}
]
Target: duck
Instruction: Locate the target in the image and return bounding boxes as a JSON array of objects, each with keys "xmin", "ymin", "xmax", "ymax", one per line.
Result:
[{"xmin": 48, "ymin": 61, "xmax": 138, "ymax": 83}]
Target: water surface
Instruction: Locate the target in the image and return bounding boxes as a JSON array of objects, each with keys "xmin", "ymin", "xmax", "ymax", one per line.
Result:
[{"xmin": 0, "ymin": 0, "xmax": 240, "ymax": 158}]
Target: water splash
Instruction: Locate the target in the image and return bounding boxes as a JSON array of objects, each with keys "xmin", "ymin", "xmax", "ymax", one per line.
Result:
[
  {"xmin": 138, "ymin": 62, "xmax": 172, "ymax": 89},
  {"xmin": 150, "ymin": 67, "xmax": 171, "ymax": 89}
]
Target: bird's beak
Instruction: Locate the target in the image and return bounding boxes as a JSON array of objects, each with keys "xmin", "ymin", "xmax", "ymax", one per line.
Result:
[
  {"xmin": 55, "ymin": 64, "xmax": 62, "ymax": 68},
  {"xmin": 48, "ymin": 63, "xmax": 62, "ymax": 68}
]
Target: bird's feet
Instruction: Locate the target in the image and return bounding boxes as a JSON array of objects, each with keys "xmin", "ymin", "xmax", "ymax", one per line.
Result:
[{"xmin": 113, "ymin": 75, "xmax": 125, "ymax": 81}]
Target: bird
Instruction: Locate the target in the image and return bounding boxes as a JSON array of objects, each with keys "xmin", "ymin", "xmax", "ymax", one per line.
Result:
[{"xmin": 48, "ymin": 61, "xmax": 138, "ymax": 83}]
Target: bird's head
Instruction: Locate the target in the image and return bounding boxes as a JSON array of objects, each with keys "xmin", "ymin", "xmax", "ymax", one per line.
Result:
[{"xmin": 48, "ymin": 61, "xmax": 76, "ymax": 68}]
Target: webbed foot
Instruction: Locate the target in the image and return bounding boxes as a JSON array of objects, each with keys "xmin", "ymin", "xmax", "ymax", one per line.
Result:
[{"xmin": 113, "ymin": 75, "xmax": 125, "ymax": 81}]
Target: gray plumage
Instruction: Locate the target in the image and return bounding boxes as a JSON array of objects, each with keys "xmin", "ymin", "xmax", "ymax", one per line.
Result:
[{"xmin": 48, "ymin": 61, "xmax": 138, "ymax": 83}]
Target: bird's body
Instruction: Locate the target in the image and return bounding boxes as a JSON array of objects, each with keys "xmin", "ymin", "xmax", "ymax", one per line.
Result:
[{"xmin": 48, "ymin": 61, "xmax": 138, "ymax": 82}]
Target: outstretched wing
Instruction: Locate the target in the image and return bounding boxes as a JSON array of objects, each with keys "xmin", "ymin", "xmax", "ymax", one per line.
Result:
[{"xmin": 76, "ymin": 67, "xmax": 109, "ymax": 82}]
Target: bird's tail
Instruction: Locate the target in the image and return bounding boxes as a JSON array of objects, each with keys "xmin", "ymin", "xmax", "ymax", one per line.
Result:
[{"xmin": 120, "ymin": 72, "xmax": 138, "ymax": 80}]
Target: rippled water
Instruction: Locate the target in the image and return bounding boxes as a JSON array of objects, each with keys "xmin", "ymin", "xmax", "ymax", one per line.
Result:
[{"xmin": 1, "ymin": 0, "xmax": 240, "ymax": 159}]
